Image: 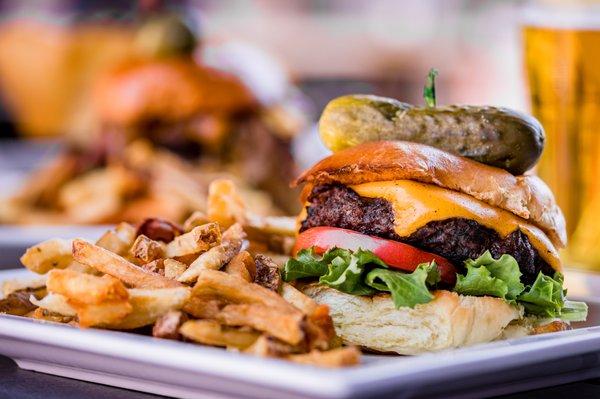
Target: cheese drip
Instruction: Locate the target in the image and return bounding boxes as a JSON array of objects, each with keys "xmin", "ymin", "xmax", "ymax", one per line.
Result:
[{"xmin": 351, "ymin": 180, "xmax": 561, "ymax": 272}]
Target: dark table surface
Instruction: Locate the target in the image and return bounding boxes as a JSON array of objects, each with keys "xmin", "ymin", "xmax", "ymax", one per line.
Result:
[{"xmin": 1, "ymin": 355, "xmax": 600, "ymax": 399}]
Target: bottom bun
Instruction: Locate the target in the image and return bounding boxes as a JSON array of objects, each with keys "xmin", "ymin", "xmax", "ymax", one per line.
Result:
[{"xmin": 302, "ymin": 284, "xmax": 524, "ymax": 355}]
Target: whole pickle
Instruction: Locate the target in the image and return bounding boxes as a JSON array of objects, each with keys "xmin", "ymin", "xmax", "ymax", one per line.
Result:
[{"xmin": 319, "ymin": 95, "xmax": 545, "ymax": 175}]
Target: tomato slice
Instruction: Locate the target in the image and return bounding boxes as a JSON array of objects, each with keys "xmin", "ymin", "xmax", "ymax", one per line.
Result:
[{"xmin": 294, "ymin": 226, "xmax": 457, "ymax": 285}]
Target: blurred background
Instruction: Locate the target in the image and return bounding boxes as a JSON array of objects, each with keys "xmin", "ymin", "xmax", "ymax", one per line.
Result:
[{"xmin": 0, "ymin": 0, "xmax": 599, "ymax": 269}]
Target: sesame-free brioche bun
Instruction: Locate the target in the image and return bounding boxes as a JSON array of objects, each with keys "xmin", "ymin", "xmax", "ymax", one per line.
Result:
[
  {"xmin": 302, "ymin": 284, "xmax": 523, "ymax": 354},
  {"xmin": 94, "ymin": 58, "xmax": 257, "ymax": 126},
  {"xmin": 295, "ymin": 140, "xmax": 566, "ymax": 248}
]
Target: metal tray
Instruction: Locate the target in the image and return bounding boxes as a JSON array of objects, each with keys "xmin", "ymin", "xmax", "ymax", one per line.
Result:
[{"xmin": 1, "ymin": 268, "xmax": 600, "ymax": 398}]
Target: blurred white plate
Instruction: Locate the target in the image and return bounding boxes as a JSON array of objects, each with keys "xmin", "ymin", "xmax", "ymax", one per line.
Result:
[
  {"xmin": 1, "ymin": 268, "xmax": 600, "ymax": 398},
  {"xmin": 0, "ymin": 226, "xmax": 109, "ymax": 268}
]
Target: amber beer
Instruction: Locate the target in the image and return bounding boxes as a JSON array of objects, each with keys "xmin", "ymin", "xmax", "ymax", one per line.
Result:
[{"xmin": 524, "ymin": 23, "xmax": 600, "ymax": 269}]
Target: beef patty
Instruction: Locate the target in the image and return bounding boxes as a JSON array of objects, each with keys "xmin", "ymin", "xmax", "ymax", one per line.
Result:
[{"xmin": 300, "ymin": 184, "xmax": 554, "ymax": 285}]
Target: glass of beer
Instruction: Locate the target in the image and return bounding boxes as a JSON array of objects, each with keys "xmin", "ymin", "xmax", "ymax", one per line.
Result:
[{"xmin": 523, "ymin": 1, "xmax": 600, "ymax": 270}]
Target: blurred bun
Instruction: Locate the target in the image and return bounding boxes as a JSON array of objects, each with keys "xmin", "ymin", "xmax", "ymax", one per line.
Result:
[{"xmin": 94, "ymin": 58, "xmax": 257, "ymax": 126}]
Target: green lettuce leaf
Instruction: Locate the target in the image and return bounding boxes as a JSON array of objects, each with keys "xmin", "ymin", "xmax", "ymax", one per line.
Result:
[
  {"xmin": 283, "ymin": 247, "xmax": 387, "ymax": 295},
  {"xmin": 454, "ymin": 264, "xmax": 509, "ymax": 298},
  {"xmin": 318, "ymin": 249, "xmax": 386, "ymax": 295},
  {"xmin": 560, "ymin": 300, "xmax": 589, "ymax": 322},
  {"xmin": 459, "ymin": 251, "xmax": 525, "ymax": 301},
  {"xmin": 517, "ymin": 272, "xmax": 565, "ymax": 317},
  {"xmin": 282, "ymin": 248, "xmax": 328, "ymax": 281},
  {"xmin": 365, "ymin": 262, "xmax": 439, "ymax": 308}
]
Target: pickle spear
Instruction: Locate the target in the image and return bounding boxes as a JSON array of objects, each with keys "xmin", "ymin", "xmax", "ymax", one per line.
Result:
[{"xmin": 319, "ymin": 94, "xmax": 545, "ymax": 175}]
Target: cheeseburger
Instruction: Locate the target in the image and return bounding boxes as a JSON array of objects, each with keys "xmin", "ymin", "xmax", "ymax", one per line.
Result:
[{"xmin": 283, "ymin": 91, "xmax": 587, "ymax": 355}]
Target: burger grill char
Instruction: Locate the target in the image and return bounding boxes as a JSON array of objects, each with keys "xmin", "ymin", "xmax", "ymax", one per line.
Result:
[{"xmin": 300, "ymin": 184, "xmax": 554, "ymax": 285}]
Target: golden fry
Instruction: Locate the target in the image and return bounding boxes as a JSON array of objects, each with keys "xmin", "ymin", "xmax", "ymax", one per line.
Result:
[
  {"xmin": 207, "ymin": 179, "xmax": 248, "ymax": 228},
  {"xmin": 281, "ymin": 283, "xmax": 318, "ymax": 315},
  {"xmin": 288, "ymin": 347, "xmax": 361, "ymax": 368},
  {"xmin": 72, "ymin": 300, "xmax": 132, "ymax": 328},
  {"xmin": 245, "ymin": 215, "xmax": 297, "ymax": 237},
  {"xmin": 130, "ymin": 235, "xmax": 165, "ymax": 263},
  {"xmin": 164, "ymin": 259, "xmax": 188, "ymax": 280},
  {"xmin": 153, "ymin": 310, "xmax": 187, "ymax": 340},
  {"xmin": 20, "ymin": 238, "xmax": 73, "ymax": 274},
  {"xmin": 106, "ymin": 287, "xmax": 191, "ymax": 330},
  {"xmin": 72, "ymin": 239, "xmax": 181, "ymax": 288},
  {"xmin": 164, "ymin": 223, "xmax": 221, "ymax": 258},
  {"xmin": 96, "ymin": 222, "xmax": 137, "ymax": 255},
  {"xmin": 180, "ymin": 320, "xmax": 259, "ymax": 349},
  {"xmin": 218, "ymin": 303, "xmax": 304, "ymax": 345},
  {"xmin": 244, "ymin": 335, "xmax": 293, "ymax": 358},
  {"xmin": 182, "ymin": 211, "xmax": 209, "ymax": 232},
  {"xmin": 178, "ymin": 236, "xmax": 242, "ymax": 283},
  {"xmin": 47, "ymin": 269, "xmax": 128, "ymax": 304},
  {"xmin": 224, "ymin": 251, "xmax": 255, "ymax": 282},
  {"xmin": 192, "ymin": 270, "xmax": 300, "ymax": 314},
  {"xmin": 182, "ymin": 295, "xmax": 223, "ymax": 319}
]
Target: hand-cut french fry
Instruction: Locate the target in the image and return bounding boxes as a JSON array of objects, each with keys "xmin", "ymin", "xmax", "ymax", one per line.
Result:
[
  {"xmin": 164, "ymin": 259, "xmax": 188, "ymax": 280},
  {"xmin": 30, "ymin": 293, "xmax": 76, "ymax": 317},
  {"xmin": 47, "ymin": 269, "xmax": 128, "ymax": 304},
  {"xmin": 105, "ymin": 287, "xmax": 191, "ymax": 330},
  {"xmin": 153, "ymin": 310, "xmax": 187, "ymax": 339},
  {"xmin": 72, "ymin": 300, "xmax": 133, "ymax": 328},
  {"xmin": 96, "ymin": 222, "xmax": 137, "ymax": 255},
  {"xmin": 281, "ymin": 283, "xmax": 318, "ymax": 315},
  {"xmin": 164, "ymin": 223, "xmax": 221, "ymax": 258},
  {"xmin": 207, "ymin": 179, "xmax": 248, "ymax": 228},
  {"xmin": 2, "ymin": 276, "xmax": 47, "ymax": 298},
  {"xmin": 183, "ymin": 211, "xmax": 210, "ymax": 232},
  {"xmin": 222, "ymin": 223, "xmax": 246, "ymax": 242},
  {"xmin": 192, "ymin": 270, "xmax": 300, "ymax": 314},
  {"xmin": 65, "ymin": 261, "xmax": 99, "ymax": 275},
  {"xmin": 245, "ymin": 215, "xmax": 297, "ymax": 237},
  {"xmin": 288, "ymin": 347, "xmax": 361, "ymax": 368},
  {"xmin": 178, "ymin": 236, "xmax": 243, "ymax": 283},
  {"xmin": 59, "ymin": 166, "xmax": 141, "ymax": 223},
  {"xmin": 304, "ymin": 305, "xmax": 337, "ymax": 351},
  {"xmin": 224, "ymin": 251, "xmax": 255, "ymax": 282},
  {"xmin": 34, "ymin": 270, "xmax": 133, "ymax": 328},
  {"xmin": 20, "ymin": 238, "xmax": 73, "ymax": 274},
  {"xmin": 282, "ymin": 284, "xmax": 336, "ymax": 350},
  {"xmin": 182, "ymin": 295, "xmax": 223, "ymax": 319},
  {"xmin": 244, "ymin": 335, "xmax": 293, "ymax": 357},
  {"xmin": 130, "ymin": 235, "xmax": 165, "ymax": 263},
  {"xmin": 180, "ymin": 320, "xmax": 259, "ymax": 349},
  {"xmin": 72, "ymin": 239, "xmax": 182, "ymax": 288},
  {"xmin": 218, "ymin": 303, "xmax": 305, "ymax": 345},
  {"xmin": 141, "ymin": 259, "xmax": 164, "ymax": 275}
]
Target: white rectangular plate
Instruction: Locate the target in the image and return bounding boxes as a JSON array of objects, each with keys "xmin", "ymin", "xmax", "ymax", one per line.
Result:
[{"xmin": 1, "ymin": 268, "xmax": 600, "ymax": 399}]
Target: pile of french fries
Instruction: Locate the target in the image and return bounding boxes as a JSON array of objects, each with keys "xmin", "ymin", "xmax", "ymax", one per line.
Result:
[
  {"xmin": 0, "ymin": 180, "xmax": 360, "ymax": 368},
  {"xmin": 0, "ymin": 140, "xmax": 282, "ymax": 225}
]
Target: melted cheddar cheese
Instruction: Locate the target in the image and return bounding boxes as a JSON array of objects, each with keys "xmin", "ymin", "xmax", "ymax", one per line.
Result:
[{"xmin": 350, "ymin": 180, "xmax": 561, "ymax": 272}]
